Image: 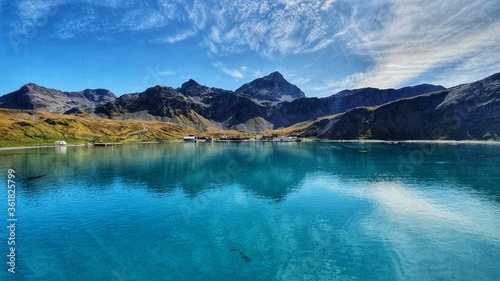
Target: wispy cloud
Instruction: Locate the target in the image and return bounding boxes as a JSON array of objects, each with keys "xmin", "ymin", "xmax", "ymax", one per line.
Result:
[
  {"xmin": 8, "ymin": 0, "xmax": 189, "ymax": 40},
  {"xmin": 330, "ymin": 0, "xmax": 500, "ymax": 91},
  {"xmin": 200, "ymin": 0, "xmax": 338, "ymax": 57},
  {"xmin": 10, "ymin": 0, "xmax": 63, "ymax": 38},
  {"xmin": 124, "ymin": 10, "xmax": 168, "ymax": 31},
  {"xmin": 153, "ymin": 29, "xmax": 196, "ymax": 44},
  {"xmin": 212, "ymin": 62, "xmax": 244, "ymax": 79},
  {"xmin": 157, "ymin": 70, "xmax": 174, "ymax": 76},
  {"xmin": 8, "ymin": 0, "xmax": 340, "ymax": 56},
  {"xmin": 4, "ymin": 0, "xmax": 498, "ymax": 97},
  {"xmin": 211, "ymin": 62, "xmax": 264, "ymax": 80}
]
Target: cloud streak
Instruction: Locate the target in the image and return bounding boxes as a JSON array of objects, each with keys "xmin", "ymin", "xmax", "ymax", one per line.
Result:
[
  {"xmin": 212, "ymin": 62, "xmax": 244, "ymax": 79},
  {"xmin": 9, "ymin": 0, "xmax": 63, "ymax": 42},
  {"xmin": 331, "ymin": 0, "xmax": 500, "ymax": 91},
  {"xmin": 3, "ymin": 0, "xmax": 499, "ymax": 96},
  {"xmin": 198, "ymin": 0, "xmax": 338, "ymax": 57}
]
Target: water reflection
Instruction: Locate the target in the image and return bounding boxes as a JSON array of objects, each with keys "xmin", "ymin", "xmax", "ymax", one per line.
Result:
[
  {"xmin": 55, "ymin": 146, "xmax": 67, "ymax": 155},
  {"xmin": 0, "ymin": 142, "xmax": 499, "ymax": 201},
  {"xmin": 1, "ymin": 142, "xmax": 499, "ymax": 280},
  {"xmin": 350, "ymin": 181, "xmax": 500, "ymax": 280}
]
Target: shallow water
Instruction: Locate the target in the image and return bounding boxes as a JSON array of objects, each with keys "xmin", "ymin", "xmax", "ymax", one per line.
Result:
[{"xmin": 0, "ymin": 142, "xmax": 499, "ymax": 280}]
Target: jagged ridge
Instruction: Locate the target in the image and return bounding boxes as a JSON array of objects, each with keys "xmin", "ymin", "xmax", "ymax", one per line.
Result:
[
  {"xmin": 93, "ymin": 72, "xmax": 442, "ymax": 131},
  {"xmin": 235, "ymin": 71, "xmax": 305, "ymax": 104},
  {"xmin": 0, "ymin": 83, "xmax": 116, "ymax": 114},
  {"xmin": 2, "ymin": 71, "xmax": 497, "ymax": 141},
  {"xmin": 292, "ymin": 73, "xmax": 500, "ymax": 140}
]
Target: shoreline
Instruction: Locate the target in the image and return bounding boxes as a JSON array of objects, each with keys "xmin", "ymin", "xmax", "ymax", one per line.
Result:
[
  {"xmin": 318, "ymin": 139, "xmax": 500, "ymax": 145},
  {"xmin": 1, "ymin": 139, "xmax": 500, "ymax": 150},
  {"xmin": 0, "ymin": 144, "xmax": 87, "ymax": 151}
]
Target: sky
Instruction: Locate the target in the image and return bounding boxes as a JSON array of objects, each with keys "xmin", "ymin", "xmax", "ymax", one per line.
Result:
[{"xmin": 0, "ymin": 0, "xmax": 499, "ymax": 97}]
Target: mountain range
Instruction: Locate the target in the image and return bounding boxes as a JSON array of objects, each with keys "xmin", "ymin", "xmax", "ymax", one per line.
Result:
[
  {"xmin": 0, "ymin": 71, "xmax": 498, "ymax": 141},
  {"xmin": 289, "ymin": 73, "xmax": 500, "ymax": 140},
  {"xmin": 0, "ymin": 83, "xmax": 116, "ymax": 114},
  {"xmin": 83, "ymin": 72, "xmax": 445, "ymax": 131}
]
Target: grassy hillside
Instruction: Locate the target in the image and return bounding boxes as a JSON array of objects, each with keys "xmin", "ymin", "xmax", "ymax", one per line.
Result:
[
  {"xmin": 0, "ymin": 109, "xmax": 196, "ymax": 147},
  {"xmin": 0, "ymin": 109, "xmax": 262, "ymax": 148},
  {"xmin": 268, "ymin": 114, "xmax": 339, "ymax": 138}
]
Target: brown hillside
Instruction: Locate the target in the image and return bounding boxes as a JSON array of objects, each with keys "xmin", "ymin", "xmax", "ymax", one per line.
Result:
[{"xmin": 0, "ymin": 109, "xmax": 201, "ymax": 147}]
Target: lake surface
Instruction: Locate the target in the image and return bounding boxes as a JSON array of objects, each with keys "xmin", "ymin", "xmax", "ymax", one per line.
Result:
[{"xmin": 0, "ymin": 142, "xmax": 499, "ymax": 280}]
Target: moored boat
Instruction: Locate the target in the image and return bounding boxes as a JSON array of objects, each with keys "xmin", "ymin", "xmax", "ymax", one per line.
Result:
[
  {"xmin": 54, "ymin": 140, "xmax": 67, "ymax": 146},
  {"xmin": 183, "ymin": 135, "xmax": 197, "ymax": 143}
]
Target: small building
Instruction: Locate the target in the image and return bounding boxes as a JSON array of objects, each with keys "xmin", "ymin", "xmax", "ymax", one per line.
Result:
[
  {"xmin": 54, "ymin": 140, "xmax": 67, "ymax": 146},
  {"xmin": 183, "ymin": 136, "xmax": 197, "ymax": 143},
  {"xmin": 280, "ymin": 136, "xmax": 300, "ymax": 142}
]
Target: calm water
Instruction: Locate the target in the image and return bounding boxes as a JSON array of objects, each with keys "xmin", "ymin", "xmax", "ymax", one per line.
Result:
[{"xmin": 0, "ymin": 142, "xmax": 499, "ymax": 281}]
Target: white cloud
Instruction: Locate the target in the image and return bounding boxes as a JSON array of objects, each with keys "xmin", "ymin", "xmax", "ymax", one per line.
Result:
[
  {"xmin": 331, "ymin": 0, "xmax": 500, "ymax": 90},
  {"xmin": 157, "ymin": 0, "xmax": 182, "ymax": 20},
  {"xmin": 133, "ymin": 12, "xmax": 167, "ymax": 31},
  {"xmin": 211, "ymin": 63, "xmax": 263, "ymax": 80},
  {"xmin": 8, "ymin": 0, "xmax": 339, "ymax": 56},
  {"xmin": 9, "ymin": 0, "xmax": 191, "ymax": 39},
  {"xmin": 163, "ymin": 29, "xmax": 196, "ymax": 43},
  {"xmin": 17, "ymin": 0, "xmax": 61, "ymax": 21},
  {"xmin": 284, "ymin": 71, "xmax": 311, "ymax": 85},
  {"xmin": 188, "ymin": 0, "xmax": 340, "ymax": 57},
  {"xmin": 158, "ymin": 70, "xmax": 174, "ymax": 76},
  {"xmin": 321, "ymin": 0, "xmax": 335, "ymax": 11},
  {"xmin": 6, "ymin": 0, "xmax": 498, "ymax": 97},
  {"xmin": 212, "ymin": 62, "xmax": 244, "ymax": 79},
  {"xmin": 189, "ymin": 0, "xmax": 211, "ymax": 29},
  {"xmin": 429, "ymin": 47, "xmax": 500, "ymax": 87},
  {"xmin": 11, "ymin": 0, "xmax": 63, "ymax": 37},
  {"xmin": 120, "ymin": 7, "xmax": 175, "ymax": 31}
]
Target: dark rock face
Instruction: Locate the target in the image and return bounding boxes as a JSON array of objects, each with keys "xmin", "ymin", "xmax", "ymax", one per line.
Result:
[
  {"xmin": 0, "ymin": 83, "xmax": 116, "ymax": 114},
  {"xmin": 96, "ymin": 84, "xmax": 272, "ymax": 131},
  {"xmin": 96, "ymin": 85, "xmax": 196, "ymax": 120},
  {"xmin": 305, "ymin": 73, "xmax": 500, "ymax": 140},
  {"xmin": 1, "ymin": 72, "xmax": 445, "ymax": 132},
  {"xmin": 235, "ymin": 71, "xmax": 305, "ymax": 104},
  {"xmin": 272, "ymin": 84, "xmax": 445, "ymax": 128},
  {"xmin": 177, "ymin": 79, "xmax": 210, "ymax": 96},
  {"xmin": 4, "ymin": 71, "xmax": 496, "ymax": 141},
  {"xmin": 95, "ymin": 76, "xmax": 441, "ymax": 131}
]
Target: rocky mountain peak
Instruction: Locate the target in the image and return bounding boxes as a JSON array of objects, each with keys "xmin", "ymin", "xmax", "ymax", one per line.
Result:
[
  {"xmin": 266, "ymin": 71, "xmax": 285, "ymax": 80},
  {"xmin": 182, "ymin": 79, "xmax": 202, "ymax": 89},
  {"xmin": 0, "ymin": 83, "xmax": 116, "ymax": 114},
  {"xmin": 235, "ymin": 71, "xmax": 305, "ymax": 103},
  {"xmin": 22, "ymin": 83, "xmax": 37, "ymax": 89},
  {"xmin": 20, "ymin": 83, "xmax": 48, "ymax": 93},
  {"xmin": 178, "ymin": 79, "xmax": 209, "ymax": 96}
]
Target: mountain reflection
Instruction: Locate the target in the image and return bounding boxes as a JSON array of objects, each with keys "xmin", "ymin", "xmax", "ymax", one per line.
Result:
[{"xmin": 1, "ymin": 142, "xmax": 499, "ymax": 201}]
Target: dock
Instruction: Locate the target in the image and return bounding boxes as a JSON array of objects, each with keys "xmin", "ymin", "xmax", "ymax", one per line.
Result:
[{"xmin": 92, "ymin": 142, "xmax": 124, "ymax": 147}]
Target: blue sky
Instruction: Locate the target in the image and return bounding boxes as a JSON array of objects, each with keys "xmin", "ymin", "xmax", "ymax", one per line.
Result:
[{"xmin": 0, "ymin": 0, "xmax": 499, "ymax": 97}]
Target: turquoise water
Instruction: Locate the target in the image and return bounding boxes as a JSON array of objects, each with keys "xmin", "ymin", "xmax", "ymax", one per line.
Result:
[{"xmin": 0, "ymin": 142, "xmax": 499, "ymax": 280}]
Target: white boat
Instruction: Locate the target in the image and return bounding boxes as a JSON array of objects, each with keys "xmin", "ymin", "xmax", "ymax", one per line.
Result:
[
  {"xmin": 183, "ymin": 136, "xmax": 197, "ymax": 143},
  {"xmin": 54, "ymin": 140, "xmax": 67, "ymax": 146}
]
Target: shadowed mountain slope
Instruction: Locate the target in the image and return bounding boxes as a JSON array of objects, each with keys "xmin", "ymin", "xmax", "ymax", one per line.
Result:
[
  {"xmin": 291, "ymin": 73, "xmax": 500, "ymax": 140},
  {"xmin": 0, "ymin": 83, "xmax": 116, "ymax": 114}
]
